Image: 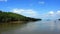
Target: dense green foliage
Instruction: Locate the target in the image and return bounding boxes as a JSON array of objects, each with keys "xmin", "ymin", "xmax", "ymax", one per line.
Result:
[{"xmin": 0, "ymin": 10, "xmax": 41, "ymax": 22}]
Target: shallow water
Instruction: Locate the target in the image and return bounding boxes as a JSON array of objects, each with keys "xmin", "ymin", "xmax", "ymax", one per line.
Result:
[{"xmin": 0, "ymin": 20, "xmax": 60, "ymax": 34}]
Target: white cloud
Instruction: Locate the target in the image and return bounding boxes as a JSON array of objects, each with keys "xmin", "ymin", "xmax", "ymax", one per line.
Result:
[
  {"xmin": 39, "ymin": 11, "xmax": 55, "ymax": 19},
  {"xmin": 38, "ymin": 1, "xmax": 45, "ymax": 5},
  {"xmin": 39, "ymin": 10, "xmax": 60, "ymax": 19},
  {"xmin": 0, "ymin": 0, "xmax": 7, "ymax": 2},
  {"xmin": 56, "ymin": 10, "xmax": 60, "ymax": 15},
  {"xmin": 11, "ymin": 8, "xmax": 38, "ymax": 18},
  {"xmin": 12, "ymin": 8, "xmax": 24, "ymax": 14},
  {"xmin": 56, "ymin": 10, "xmax": 60, "ymax": 19},
  {"xmin": 48, "ymin": 11, "xmax": 54, "ymax": 16},
  {"xmin": 11, "ymin": 9, "xmax": 60, "ymax": 19}
]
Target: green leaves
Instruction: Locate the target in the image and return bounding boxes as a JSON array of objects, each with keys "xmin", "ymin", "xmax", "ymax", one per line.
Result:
[{"xmin": 0, "ymin": 10, "xmax": 41, "ymax": 23}]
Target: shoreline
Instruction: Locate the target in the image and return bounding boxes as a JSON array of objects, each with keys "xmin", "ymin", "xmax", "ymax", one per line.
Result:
[{"xmin": 0, "ymin": 19, "xmax": 41, "ymax": 23}]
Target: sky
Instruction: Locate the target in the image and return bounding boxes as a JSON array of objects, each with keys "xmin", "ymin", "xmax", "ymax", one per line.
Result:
[{"xmin": 0, "ymin": 0, "xmax": 60, "ymax": 19}]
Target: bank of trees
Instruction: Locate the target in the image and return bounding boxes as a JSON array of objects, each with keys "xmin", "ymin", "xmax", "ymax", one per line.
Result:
[{"xmin": 0, "ymin": 10, "xmax": 41, "ymax": 23}]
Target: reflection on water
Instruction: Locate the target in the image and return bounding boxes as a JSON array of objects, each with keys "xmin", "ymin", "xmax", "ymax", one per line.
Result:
[{"xmin": 1, "ymin": 20, "xmax": 60, "ymax": 34}]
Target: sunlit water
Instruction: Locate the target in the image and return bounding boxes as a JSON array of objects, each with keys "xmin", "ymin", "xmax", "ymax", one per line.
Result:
[{"xmin": 0, "ymin": 20, "xmax": 60, "ymax": 34}]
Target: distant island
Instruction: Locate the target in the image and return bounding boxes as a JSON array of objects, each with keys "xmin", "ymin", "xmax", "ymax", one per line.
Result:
[
  {"xmin": 58, "ymin": 19, "xmax": 60, "ymax": 21},
  {"xmin": 0, "ymin": 10, "xmax": 41, "ymax": 23}
]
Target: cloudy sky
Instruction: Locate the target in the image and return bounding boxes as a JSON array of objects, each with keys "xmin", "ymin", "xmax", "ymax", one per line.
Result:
[{"xmin": 0, "ymin": 0, "xmax": 60, "ymax": 19}]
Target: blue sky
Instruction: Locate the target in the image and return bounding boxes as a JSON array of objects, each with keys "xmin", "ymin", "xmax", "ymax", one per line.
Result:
[{"xmin": 0, "ymin": 0, "xmax": 60, "ymax": 19}]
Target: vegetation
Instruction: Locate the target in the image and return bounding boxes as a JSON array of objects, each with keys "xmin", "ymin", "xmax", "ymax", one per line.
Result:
[{"xmin": 0, "ymin": 10, "xmax": 41, "ymax": 23}]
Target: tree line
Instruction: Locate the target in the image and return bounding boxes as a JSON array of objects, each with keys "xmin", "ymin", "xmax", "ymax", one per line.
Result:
[{"xmin": 0, "ymin": 10, "xmax": 41, "ymax": 23}]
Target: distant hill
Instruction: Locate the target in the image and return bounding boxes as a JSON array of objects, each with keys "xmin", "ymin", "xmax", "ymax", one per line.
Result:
[{"xmin": 0, "ymin": 10, "xmax": 41, "ymax": 23}]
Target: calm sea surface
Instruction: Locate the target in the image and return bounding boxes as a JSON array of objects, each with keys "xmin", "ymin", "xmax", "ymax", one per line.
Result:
[{"xmin": 0, "ymin": 20, "xmax": 60, "ymax": 34}]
